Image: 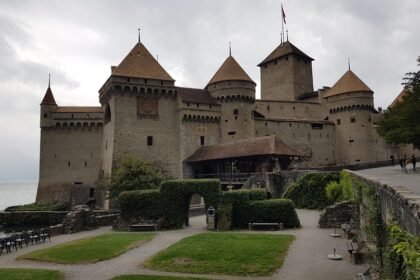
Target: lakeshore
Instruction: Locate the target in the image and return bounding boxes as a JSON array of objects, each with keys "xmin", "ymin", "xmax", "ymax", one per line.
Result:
[{"xmin": 0, "ymin": 181, "xmax": 37, "ymax": 211}]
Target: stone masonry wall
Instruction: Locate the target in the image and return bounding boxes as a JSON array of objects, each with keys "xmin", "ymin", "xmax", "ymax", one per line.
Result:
[{"xmin": 348, "ymin": 170, "xmax": 420, "ymax": 236}]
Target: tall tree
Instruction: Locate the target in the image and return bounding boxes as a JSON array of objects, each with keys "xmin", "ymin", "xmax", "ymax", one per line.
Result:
[{"xmin": 377, "ymin": 57, "xmax": 420, "ymax": 149}]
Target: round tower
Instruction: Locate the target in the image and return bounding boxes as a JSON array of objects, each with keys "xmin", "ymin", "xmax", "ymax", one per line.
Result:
[
  {"xmin": 206, "ymin": 55, "xmax": 256, "ymax": 143},
  {"xmin": 324, "ymin": 70, "xmax": 374, "ymax": 164}
]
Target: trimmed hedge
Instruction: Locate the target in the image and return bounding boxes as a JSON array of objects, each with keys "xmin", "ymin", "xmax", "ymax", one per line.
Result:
[
  {"xmin": 220, "ymin": 190, "xmax": 250, "ymax": 228},
  {"xmin": 5, "ymin": 203, "xmax": 67, "ymax": 212},
  {"xmin": 283, "ymin": 172, "xmax": 339, "ymax": 209},
  {"xmin": 160, "ymin": 179, "xmax": 221, "ymax": 227},
  {"xmin": 216, "ymin": 203, "xmax": 233, "ymax": 231},
  {"xmin": 118, "ymin": 189, "xmax": 161, "ymax": 220},
  {"xmin": 248, "ymin": 199, "xmax": 300, "ymax": 228},
  {"xmin": 248, "ymin": 189, "xmax": 268, "ymax": 201}
]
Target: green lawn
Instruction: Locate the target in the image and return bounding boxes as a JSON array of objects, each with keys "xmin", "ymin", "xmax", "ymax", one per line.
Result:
[
  {"xmin": 113, "ymin": 275, "xmax": 213, "ymax": 280},
  {"xmin": 144, "ymin": 232, "xmax": 295, "ymax": 276},
  {"xmin": 18, "ymin": 232, "xmax": 155, "ymax": 264},
  {"xmin": 0, "ymin": 268, "xmax": 63, "ymax": 280}
]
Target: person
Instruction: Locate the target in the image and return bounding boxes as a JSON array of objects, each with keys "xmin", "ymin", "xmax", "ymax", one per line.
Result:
[
  {"xmin": 390, "ymin": 155, "xmax": 395, "ymax": 166},
  {"xmin": 411, "ymin": 154, "xmax": 416, "ymax": 171},
  {"xmin": 399, "ymin": 156, "xmax": 404, "ymax": 170},
  {"xmin": 403, "ymin": 155, "xmax": 408, "ymax": 174}
]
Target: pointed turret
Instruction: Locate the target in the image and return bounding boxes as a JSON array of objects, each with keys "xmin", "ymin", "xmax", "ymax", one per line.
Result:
[
  {"xmin": 323, "ymin": 70, "xmax": 373, "ymax": 98},
  {"xmin": 207, "ymin": 55, "xmax": 255, "ymax": 86},
  {"xmin": 40, "ymin": 86, "xmax": 57, "ymax": 105},
  {"xmin": 112, "ymin": 42, "xmax": 174, "ymax": 82}
]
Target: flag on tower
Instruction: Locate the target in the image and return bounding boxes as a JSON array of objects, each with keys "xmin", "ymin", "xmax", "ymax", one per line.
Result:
[{"xmin": 282, "ymin": 4, "xmax": 286, "ymax": 24}]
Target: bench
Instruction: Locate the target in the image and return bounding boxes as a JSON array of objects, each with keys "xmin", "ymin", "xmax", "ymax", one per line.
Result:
[
  {"xmin": 346, "ymin": 235, "xmax": 366, "ymax": 264},
  {"xmin": 248, "ymin": 222, "xmax": 283, "ymax": 230},
  {"xmin": 129, "ymin": 223, "xmax": 157, "ymax": 232}
]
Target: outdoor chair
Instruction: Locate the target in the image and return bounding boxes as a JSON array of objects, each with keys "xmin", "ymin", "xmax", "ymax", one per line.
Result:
[
  {"xmin": 40, "ymin": 228, "xmax": 51, "ymax": 243},
  {"xmin": 0, "ymin": 239, "xmax": 5, "ymax": 255},
  {"xmin": 28, "ymin": 230, "xmax": 41, "ymax": 245},
  {"xmin": 6, "ymin": 235, "xmax": 18, "ymax": 253},
  {"xmin": 16, "ymin": 232, "xmax": 29, "ymax": 248}
]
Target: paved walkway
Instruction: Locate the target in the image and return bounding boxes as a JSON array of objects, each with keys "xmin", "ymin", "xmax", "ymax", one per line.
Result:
[
  {"xmin": 355, "ymin": 164, "xmax": 419, "ymax": 195},
  {"xmin": 0, "ymin": 210, "xmax": 367, "ymax": 280}
]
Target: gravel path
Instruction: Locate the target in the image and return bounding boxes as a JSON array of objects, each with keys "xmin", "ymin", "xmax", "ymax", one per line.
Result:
[{"xmin": 0, "ymin": 210, "xmax": 367, "ymax": 280}]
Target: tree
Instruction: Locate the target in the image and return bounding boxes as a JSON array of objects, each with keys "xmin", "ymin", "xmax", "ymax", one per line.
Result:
[
  {"xmin": 107, "ymin": 158, "xmax": 172, "ymax": 198},
  {"xmin": 377, "ymin": 57, "xmax": 420, "ymax": 149}
]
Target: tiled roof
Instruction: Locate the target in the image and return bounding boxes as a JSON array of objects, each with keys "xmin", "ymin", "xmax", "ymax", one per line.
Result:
[
  {"xmin": 389, "ymin": 87, "xmax": 411, "ymax": 108},
  {"xmin": 323, "ymin": 70, "xmax": 373, "ymax": 98},
  {"xmin": 177, "ymin": 87, "xmax": 220, "ymax": 105},
  {"xmin": 40, "ymin": 87, "xmax": 57, "ymax": 105},
  {"xmin": 54, "ymin": 107, "xmax": 103, "ymax": 113},
  {"xmin": 207, "ymin": 56, "xmax": 255, "ymax": 85},
  {"xmin": 112, "ymin": 42, "xmax": 174, "ymax": 81},
  {"xmin": 258, "ymin": 41, "xmax": 313, "ymax": 66},
  {"xmin": 184, "ymin": 135, "xmax": 303, "ymax": 162}
]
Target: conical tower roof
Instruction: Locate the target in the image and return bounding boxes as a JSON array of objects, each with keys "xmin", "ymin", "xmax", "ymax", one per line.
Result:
[
  {"xmin": 258, "ymin": 41, "xmax": 313, "ymax": 66},
  {"xmin": 390, "ymin": 87, "xmax": 411, "ymax": 108},
  {"xmin": 112, "ymin": 42, "xmax": 174, "ymax": 81},
  {"xmin": 323, "ymin": 70, "xmax": 373, "ymax": 98},
  {"xmin": 40, "ymin": 86, "xmax": 57, "ymax": 105},
  {"xmin": 207, "ymin": 55, "xmax": 255, "ymax": 86}
]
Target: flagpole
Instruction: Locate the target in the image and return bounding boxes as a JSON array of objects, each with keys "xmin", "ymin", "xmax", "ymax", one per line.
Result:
[{"xmin": 281, "ymin": 5, "xmax": 284, "ymax": 43}]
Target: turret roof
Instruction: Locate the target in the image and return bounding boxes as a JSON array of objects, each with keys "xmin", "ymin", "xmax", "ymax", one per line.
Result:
[
  {"xmin": 389, "ymin": 87, "xmax": 411, "ymax": 108},
  {"xmin": 258, "ymin": 41, "xmax": 313, "ymax": 66},
  {"xmin": 323, "ymin": 70, "xmax": 373, "ymax": 98},
  {"xmin": 40, "ymin": 87, "xmax": 57, "ymax": 105},
  {"xmin": 112, "ymin": 42, "xmax": 174, "ymax": 81},
  {"xmin": 207, "ymin": 55, "xmax": 255, "ymax": 85}
]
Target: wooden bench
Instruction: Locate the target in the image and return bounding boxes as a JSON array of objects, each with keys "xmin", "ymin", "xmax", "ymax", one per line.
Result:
[
  {"xmin": 129, "ymin": 223, "xmax": 157, "ymax": 232},
  {"xmin": 248, "ymin": 222, "xmax": 283, "ymax": 230},
  {"xmin": 346, "ymin": 235, "xmax": 366, "ymax": 264}
]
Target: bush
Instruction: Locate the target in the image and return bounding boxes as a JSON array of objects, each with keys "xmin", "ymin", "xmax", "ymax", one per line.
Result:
[
  {"xmin": 5, "ymin": 203, "xmax": 67, "ymax": 212},
  {"xmin": 248, "ymin": 199, "xmax": 300, "ymax": 228},
  {"xmin": 283, "ymin": 172, "xmax": 339, "ymax": 209},
  {"xmin": 108, "ymin": 158, "xmax": 172, "ymax": 198},
  {"xmin": 160, "ymin": 179, "xmax": 221, "ymax": 227},
  {"xmin": 118, "ymin": 189, "xmax": 161, "ymax": 220},
  {"xmin": 325, "ymin": 170, "xmax": 354, "ymax": 203},
  {"xmin": 220, "ymin": 190, "xmax": 251, "ymax": 228},
  {"xmin": 248, "ymin": 189, "xmax": 268, "ymax": 201},
  {"xmin": 216, "ymin": 203, "xmax": 233, "ymax": 231}
]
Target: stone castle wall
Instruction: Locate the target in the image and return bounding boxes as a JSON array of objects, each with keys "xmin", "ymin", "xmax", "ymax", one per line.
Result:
[{"xmin": 254, "ymin": 100, "xmax": 324, "ymax": 120}]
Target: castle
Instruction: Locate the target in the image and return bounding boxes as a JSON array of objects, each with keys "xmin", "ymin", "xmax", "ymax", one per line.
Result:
[{"xmin": 36, "ymin": 36, "xmax": 411, "ymax": 208}]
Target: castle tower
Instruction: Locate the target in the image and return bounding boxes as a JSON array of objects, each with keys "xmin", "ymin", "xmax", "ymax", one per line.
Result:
[
  {"xmin": 258, "ymin": 41, "xmax": 314, "ymax": 101},
  {"xmin": 98, "ymin": 41, "xmax": 180, "ymax": 180},
  {"xmin": 324, "ymin": 70, "xmax": 374, "ymax": 164},
  {"xmin": 206, "ymin": 55, "xmax": 256, "ymax": 143}
]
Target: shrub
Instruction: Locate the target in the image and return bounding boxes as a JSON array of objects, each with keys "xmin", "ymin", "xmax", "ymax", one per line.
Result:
[
  {"xmin": 248, "ymin": 189, "xmax": 268, "ymax": 201},
  {"xmin": 160, "ymin": 179, "xmax": 221, "ymax": 227},
  {"xmin": 108, "ymin": 158, "xmax": 172, "ymax": 198},
  {"xmin": 216, "ymin": 203, "xmax": 233, "ymax": 231},
  {"xmin": 220, "ymin": 190, "xmax": 251, "ymax": 228},
  {"xmin": 118, "ymin": 189, "xmax": 161, "ymax": 220},
  {"xmin": 5, "ymin": 203, "xmax": 67, "ymax": 212},
  {"xmin": 283, "ymin": 172, "xmax": 339, "ymax": 209},
  {"xmin": 325, "ymin": 170, "xmax": 354, "ymax": 203},
  {"xmin": 248, "ymin": 199, "xmax": 300, "ymax": 228}
]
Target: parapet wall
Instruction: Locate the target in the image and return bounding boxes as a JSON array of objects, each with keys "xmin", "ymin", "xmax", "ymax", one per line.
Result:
[{"xmin": 347, "ymin": 170, "xmax": 420, "ymax": 236}]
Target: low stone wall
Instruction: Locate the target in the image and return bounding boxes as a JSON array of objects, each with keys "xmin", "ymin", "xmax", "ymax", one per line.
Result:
[
  {"xmin": 96, "ymin": 214, "xmax": 119, "ymax": 226},
  {"xmin": 347, "ymin": 170, "xmax": 420, "ymax": 236},
  {"xmin": 0, "ymin": 211, "xmax": 69, "ymax": 227},
  {"xmin": 318, "ymin": 201, "xmax": 359, "ymax": 228}
]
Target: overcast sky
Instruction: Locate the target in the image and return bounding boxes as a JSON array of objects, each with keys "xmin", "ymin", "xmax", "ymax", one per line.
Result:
[{"xmin": 0, "ymin": 0, "xmax": 418, "ymax": 181}]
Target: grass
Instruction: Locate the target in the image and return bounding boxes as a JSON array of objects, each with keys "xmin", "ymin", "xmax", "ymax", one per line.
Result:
[
  {"xmin": 18, "ymin": 232, "xmax": 155, "ymax": 264},
  {"xmin": 144, "ymin": 232, "xmax": 295, "ymax": 276},
  {"xmin": 0, "ymin": 268, "xmax": 64, "ymax": 280},
  {"xmin": 112, "ymin": 275, "xmax": 214, "ymax": 280}
]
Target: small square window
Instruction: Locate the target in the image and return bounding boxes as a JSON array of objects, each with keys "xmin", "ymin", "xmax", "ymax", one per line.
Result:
[
  {"xmin": 200, "ymin": 136, "xmax": 205, "ymax": 146},
  {"xmin": 147, "ymin": 136, "xmax": 153, "ymax": 146},
  {"xmin": 43, "ymin": 113, "xmax": 48, "ymax": 118},
  {"xmin": 233, "ymin": 109, "xmax": 238, "ymax": 115},
  {"xmin": 350, "ymin": 117, "xmax": 356, "ymax": 123},
  {"xmin": 337, "ymin": 119, "xmax": 341, "ymax": 125}
]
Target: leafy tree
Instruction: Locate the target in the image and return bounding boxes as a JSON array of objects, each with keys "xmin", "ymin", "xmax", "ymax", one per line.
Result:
[
  {"xmin": 377, "ymin": 57, "xmax": 420, "ymax": 149},
  {"xmin": 107, "ymin": 158, "xmax": 172, "ymax": 198},
  {"xmin": 325, "ymin": 170, "xmax": 354, "ymax": 203}
]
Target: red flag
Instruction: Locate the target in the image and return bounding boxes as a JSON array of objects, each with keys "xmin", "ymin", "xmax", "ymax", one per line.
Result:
[{"xmin": 282, "ymin": 4, "xmax": 286, "ymax": 24}]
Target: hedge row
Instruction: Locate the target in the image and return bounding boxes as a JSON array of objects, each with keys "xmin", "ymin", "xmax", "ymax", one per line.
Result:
[
  {"xmin": 248, "ymin": 199, "xmax": 300, "ymax": 228},
  {"xmin": 283, "ymin": 172, "xmax": 339, "ymax": 209},
  {"xmin": 118, "ymin": 189, "xmax": 161, "ymax": 220},
  {"xmin": 5, "ymin": 203, "xmax": 67, "ymax": 212}
]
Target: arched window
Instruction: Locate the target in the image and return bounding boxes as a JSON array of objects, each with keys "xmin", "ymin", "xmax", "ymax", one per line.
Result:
[{"xmin": 104, "ymin": 103, "xmax": 111, "ymax": 124}]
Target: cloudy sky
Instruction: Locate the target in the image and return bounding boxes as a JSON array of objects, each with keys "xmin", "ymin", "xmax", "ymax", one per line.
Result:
[{"xmin": 0, "ymin": 0, "xmax": 419, "ymax": 181}]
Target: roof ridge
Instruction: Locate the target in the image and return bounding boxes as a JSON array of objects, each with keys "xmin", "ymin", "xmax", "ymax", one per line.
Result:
[{"xmin": 258, "ymin": 41, "xmax": 314, "ymax": 66}]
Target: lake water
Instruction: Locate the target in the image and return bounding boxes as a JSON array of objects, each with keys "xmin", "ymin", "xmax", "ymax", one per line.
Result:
[{"xmin": 0, "ymin": 181, "xmax": 38, "ymax": 211}]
